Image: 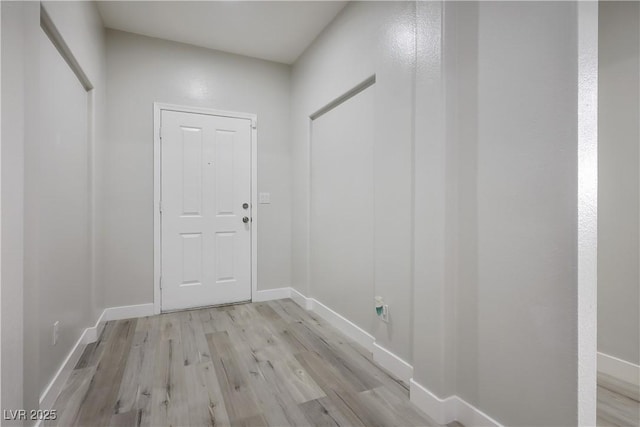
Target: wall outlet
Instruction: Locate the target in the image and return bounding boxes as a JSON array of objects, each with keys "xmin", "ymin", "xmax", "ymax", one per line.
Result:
[
  {"xmin": 381, "ymin": 305, "xmax": 389, "ymax": 323},
  {"xmin": 52, "ymin": 321, "xmax": 60, "ymax": 346}
]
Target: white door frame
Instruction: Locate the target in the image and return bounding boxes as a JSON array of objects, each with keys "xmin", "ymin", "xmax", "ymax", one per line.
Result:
[{"xmin": 153, "ymin": 102, "xmax": 258, "ymax": 314}]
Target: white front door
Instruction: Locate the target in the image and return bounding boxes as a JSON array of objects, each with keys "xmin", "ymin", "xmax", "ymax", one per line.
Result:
[{"xmin": 161, "ymin": 110, "xmax": 252, "ymax": 311}]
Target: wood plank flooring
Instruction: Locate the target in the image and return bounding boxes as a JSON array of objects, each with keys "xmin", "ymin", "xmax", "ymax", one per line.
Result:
[
  {"xmin": 597, "ymin": 373, "xmax": 640, "ymax": 427},
  {"xmin": 48, "ymin": 299, "xmax": 443, "ymax": 427}
]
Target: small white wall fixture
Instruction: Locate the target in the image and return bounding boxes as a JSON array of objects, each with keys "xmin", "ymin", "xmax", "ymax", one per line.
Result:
[{"xmin": 153, "ymin": 103, "xmax": 258, "ymax": 314}]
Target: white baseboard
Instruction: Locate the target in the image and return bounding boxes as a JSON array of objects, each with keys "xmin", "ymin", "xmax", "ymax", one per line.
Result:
[
  {"xmin": 290, "ymin": 288, "xmax": 413, "ymax": 382},
  {"xmin": 598, "ymin": 351, "xmax": 640, "ymax": 388},
  {"xmin": 39, "ymin": 302, "xmax": 156, "ymax": 414},
  {"xmin": 38, "ymin": 326, "xmax": 93, "ymax": 412},
  {"xmin": 409, "ymin": 379, "xmax": 457, "ymax": 425},
  {"xmin": 290, "ymin": 287, "xmax": 313, "ymax": 310},
  {"xmin": 305, "ymin": 297, "xmax": 375, "ymax": 352},
  {"xmin": 252, "ymin": 287, "xmax": 292, "ymax": 302},
  {"xmin": 83, "ymin": 309, "xmax": 106, "ymax": 344},
  {"xmin": 455, "ymin": 395, "xmax": 504, "ymax": 427},
  {"xmin": 287, "ymin": 288, "xmax": 504, "ymax": 427},
  {"xmin": 103, "ymin": 303, "xmax": 154, "ymax": 321},
  {"xmin": 373, "ymin": 342, "xmax": 413, "ymax": 383},
  {"xmin": 38, "ymin": 293, "xmax": 507, "ymax": 427},
  {"xmin": 409, "ymin": 378, "xmax": 503, "ymax": 427}
]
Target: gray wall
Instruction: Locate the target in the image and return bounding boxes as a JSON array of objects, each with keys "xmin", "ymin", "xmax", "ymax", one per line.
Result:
[
  {"xmin": 293, "ymin": 1, "xmax": 585, "ymax": 425},
  {"xmin": 43, "ymin": 0, "xmax": 109, "ymax": 329},
  {"xmin": 414, "ymin": 2, "xmax": 583, "ymax": 425},
  {"xmin": 310, "ymin": 86, "xmax": 375, "ymax": 336},
  {"xmin": 104, "ymin": 30, "xmax": 291, "ymax": 307},
  {"xmin": 453, "ymin": 3, "xmax": 579, "ymax": 425},
  {"xmin": 291, "ymin": 1, "xmax": 416, "ymax": 362},
  {"xmin": 36, "ymin": 21, "xmax": 92, "ymax": 395},
  {"xmin": 0, "ymin": 3, "xmax": 596, "ymax": 426},
  {"xmin": 1, "ymin": 0, "xmax": 107, "ymax": 417},
  {"xmin": 1, "ymin": 1, "xmax": 30, "ymax": 415},
  {"xmin": 598, "ymin": 1, "xmax": 640, "ymax": 366},
  {"xmin": 412, "ymin": 0, "xmax": 456, "ymax": 399}
]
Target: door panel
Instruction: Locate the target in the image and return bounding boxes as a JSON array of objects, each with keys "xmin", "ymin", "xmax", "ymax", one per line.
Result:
[
  {"xmin": 216, "ymin": 232, "xmax": 236, "ymax": 281},
  {"xmin": 180, "ymin": 127, "xmax": 203, "ymax": 215},
  {"xmin": 180, "ymin": 232, "xmax": 203, "ymax": 286},
  {"xmin": 161, "ymin": 110, "xmax": 252, "ymax": 311}
]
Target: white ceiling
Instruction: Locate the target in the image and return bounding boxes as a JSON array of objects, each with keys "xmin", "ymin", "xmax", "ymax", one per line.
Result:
[{"xmin": 96, "ymin": 1, "xmax": 348, "ymax": 64}]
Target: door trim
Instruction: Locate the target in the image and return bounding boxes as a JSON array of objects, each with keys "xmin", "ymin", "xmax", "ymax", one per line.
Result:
[{"xmin": 153, "ymin": 102, "xmax": 258, "ymax": 314}]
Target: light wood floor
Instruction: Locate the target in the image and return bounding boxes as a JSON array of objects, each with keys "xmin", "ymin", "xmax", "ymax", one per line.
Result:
[
  {"xmin": 597, "ymin": 373, "xmax": 640, "ymax": 427},
  {"xmin": 49, "ymin": 299, "xmax": 446, "ymax": 427}
]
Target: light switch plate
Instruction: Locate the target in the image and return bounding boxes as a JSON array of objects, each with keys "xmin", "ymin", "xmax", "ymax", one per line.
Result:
[{"xmin": 259, "ymin": 192, "xmax": 270, "ymax": 204}]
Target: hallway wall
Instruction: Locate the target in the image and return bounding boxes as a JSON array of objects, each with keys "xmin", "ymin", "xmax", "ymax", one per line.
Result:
[
  {"xmin": 309, "ymin": 85, "xmax": 375, "ymax": 336},
  {"xmin": 291, "ymin": 1, "xmax": 416, "ymax": 362},
  {"xmin": 1, "ymin": 2, "xmax": 598, "ymax": 426},
  {"xmin": 598, "ymin": 0, "xmax": 640, "ymax": 368},
  {"xmin": 1, "ymin": 1, "xmax": 29, "ymax": 415},
  {"xmin": 445, "ymin": 2, "xmax": 581, "ymax": 425},
  {"xmin": 104, "ymin": 30, "xmax": 291, "ymax": 307},
  {"xmin": 294, "ymin": 1, "xmax": 591, "ymax": 426},
  {"xmin": 1, "ymin": 0, "xmax": 107, "ymax": 418}
]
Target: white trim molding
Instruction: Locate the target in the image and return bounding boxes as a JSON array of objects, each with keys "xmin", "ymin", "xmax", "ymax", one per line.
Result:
[
  {"xmin": 290, "ymin": 287, "xmax": 313, "ymax": 310},
  {"xmin": 264, "ymin": 287, "xmax": 375, "ymax": 352},
  {"xmin": 39, "ymin": 327, "xmax": 93, "ymax": 412},
  {"xmin": 252, "ymin": 287, "xmax": 291, "ymax": 302},
  {"xmin": 455, "ymin": 395, "xmax": 504, "ymax": 427},
  {"xmin": 286, "ymin": 287, "xmax": 503, "ymax": 426},
  {"xmin": 81, "ymin": 303, "xmax": 153, "ymax": 345},
  {"xmin": 410, "ymin": 379, "xmax": 503, "ymax": 427},
  {"xmin": 83, "ymin": 310, "xmax": 106, "ymax": 344},
  {"xmin": 409, "ymin": 379, "xmax": 457, "ymax": 426},
  {"xmin": 103, "ymin": 303, "xmax": 155, "ymax": 322},
  {"xmin": 576, "ymin": 1, "xmax": 599, "ymax": 425},
  {"xmin": 288, "ymin": 289, "xmax": 402, "ymax": 377},
  {"xmin": 372, "ymin": 342, "xmax": 413, "ymax": 384},
  {"xmin": 39, "ymin": 302, "xmax": 158, "ymax": 413},
  {"xmin": 153, "ymin": 103, "xmax": 258, "ymax": 315},
  {"xmin": 39, "ymin": 292, "xmax": 507, "ymax": 427},
  {"xmin": 308, "ymin": 297, "xmax": 375, "ymax": 352},
  {"xmin": 598, "ymin": 352, "xmax": 640, "ymax": 389}
]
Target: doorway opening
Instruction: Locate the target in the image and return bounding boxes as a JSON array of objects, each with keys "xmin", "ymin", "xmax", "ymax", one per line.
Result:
[{"xmin": 153, "ymin": 104, "xmax": 258, "ymax": 313}]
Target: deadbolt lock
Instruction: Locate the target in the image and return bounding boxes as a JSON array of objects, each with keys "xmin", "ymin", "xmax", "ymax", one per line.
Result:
[{"xmin": 242, "ymin": 203, "xmax": 249, "ymax": 209}]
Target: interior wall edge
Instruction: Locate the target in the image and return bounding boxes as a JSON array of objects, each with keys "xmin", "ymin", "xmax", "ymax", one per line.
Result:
[
  {"xmin": 0, "ymin": 0, "xmax": 3, "ymax": 417},
  {"xmin": 411, "ymin": 0, "xmax": 453, "ymax": 400},
  {"xmin": 1, "ymin": 0, "xmax": 26, "ymax": 417},
  {"xmin": 577, "ymin": 1, "xmax": 599, "ymax": 425}
]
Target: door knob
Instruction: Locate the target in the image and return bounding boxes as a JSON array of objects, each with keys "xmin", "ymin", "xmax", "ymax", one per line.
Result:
[
  {"xmin": 242, "ymin": 203, "xmax": 249, "ymax": 209},
  {"xmin": 242, "ymin": 216, "xmax": 250, "ymax": 223}
]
